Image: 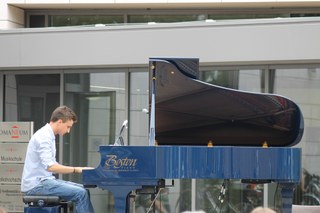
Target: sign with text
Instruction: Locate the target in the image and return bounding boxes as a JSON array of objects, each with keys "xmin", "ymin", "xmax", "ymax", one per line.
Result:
[
  {"xmin": 0, "ymin": 143, "xmax": 28, "ymax": 163},
  {"xmin": 0, "ymin": 122, "xmax": 32, "ymax": 213},
  {"xmin": 0, "ymin": 185, "xmax": 24, "ymax": 212},
  {"xmin": 0, "ymin": 122, "xmax": 33, "ymax": 142},
  {"xmin": 0, "ymin": 164, "xmax": 23, "ymax": 184}
]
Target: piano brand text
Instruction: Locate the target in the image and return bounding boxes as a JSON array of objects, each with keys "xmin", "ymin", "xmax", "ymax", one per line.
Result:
[{"xmin": 105, "ymin": 155, "xmax": 137, "ymax": 169}]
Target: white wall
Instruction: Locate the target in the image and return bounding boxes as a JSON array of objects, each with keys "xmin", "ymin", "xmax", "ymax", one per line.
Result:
[
  {"xmin": 0, "ymin": 3, "xmax": 24, "ymax": 29},
  {"xmin": 0, "ymin": 17, "xmax": 320, "ymax": 70}
]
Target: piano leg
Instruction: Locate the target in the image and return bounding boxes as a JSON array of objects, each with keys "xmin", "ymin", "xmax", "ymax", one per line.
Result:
[
  {"xmin": 100, "ymin": 185, "xmax": 138, "ymax": 213},
  {"xmin": 279, "ymin": 183, "xmax": 296, "ymax": 213},
  {"xmin": 99, "ymin": 179, "xmax": 160, "ymax": 213}
]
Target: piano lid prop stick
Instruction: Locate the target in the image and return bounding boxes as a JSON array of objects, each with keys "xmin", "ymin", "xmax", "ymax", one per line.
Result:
[
  {"xmin": 146, "ymin": 188, "xmax": 164, "ymax": 213},
  {"xmin": 148, "ymin": 62, "xmax": 156, "ymax": 146},
  {"xmin": 113, "ymin": 120, "xmax": 128, "ymax": 146}
]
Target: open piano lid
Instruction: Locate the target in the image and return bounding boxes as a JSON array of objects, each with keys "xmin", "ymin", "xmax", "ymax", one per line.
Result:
[{"xmin": 149, "ymin": 58, "xmax": 304, "ymax": 147}]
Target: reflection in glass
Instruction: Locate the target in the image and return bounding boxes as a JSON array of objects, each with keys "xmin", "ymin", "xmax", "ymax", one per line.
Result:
[
  {"xmin": 200, "ymin": 68, "xmax": 263, "ymax": 92},
  {"xmin": 274, "ymin": 68, "xmax": 320, "ymax": 206},
  {"xmin": 64, "ymin": 72, "xmax": 125, "ymax": 212},
  {"xmin": 128, "ymin": 14, "xmax": 205, "ymax": 23},
  {"xmin": 49, "ymin": 15, "xmax": 124, "ymax": 27},
  {"xmin": 4, "ymin": 74, "xmax": 60, "ymax": 131},
  {"xmin": 200, "ymin": 69, "xmax": 239, "ymax": 89},
  {"xmin": 129, "ymin": 72, "xmax": 149, "ymax": 145}
]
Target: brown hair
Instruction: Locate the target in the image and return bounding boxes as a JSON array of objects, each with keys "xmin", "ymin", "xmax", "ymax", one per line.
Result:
[{"xmin": 50, "ymin": 106, "xmax": 77, "ymax": 123}]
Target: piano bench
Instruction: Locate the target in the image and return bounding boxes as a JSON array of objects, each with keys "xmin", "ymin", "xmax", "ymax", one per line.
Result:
[{"xmin": 23, "ymin": 195, "xmax": 74, "ymax": 213}]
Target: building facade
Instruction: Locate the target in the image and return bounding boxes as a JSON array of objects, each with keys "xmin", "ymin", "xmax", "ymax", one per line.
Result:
[{"xmin": 1, "ymin": 1, "xmax": 320, "ymax": 213}]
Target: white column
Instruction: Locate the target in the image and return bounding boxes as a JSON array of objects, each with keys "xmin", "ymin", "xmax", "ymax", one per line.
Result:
[{"xmin": 0, "ymin": 1, "xmax": 24, "ymax": 29}]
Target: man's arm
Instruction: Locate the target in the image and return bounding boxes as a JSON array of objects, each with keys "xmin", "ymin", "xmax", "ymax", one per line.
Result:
[{"xmin": 48, "ymin": 163, "xmax": 94, "ymax": 174}]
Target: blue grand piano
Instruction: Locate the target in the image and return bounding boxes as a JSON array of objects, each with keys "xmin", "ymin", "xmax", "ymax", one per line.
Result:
[{"xmin": 83, "ymin": 58, "xmax": 304, "ymax": 213}]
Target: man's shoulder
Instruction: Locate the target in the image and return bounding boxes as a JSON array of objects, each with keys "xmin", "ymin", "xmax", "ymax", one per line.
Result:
[
  {"xmin": 37, "ymin": 123, "xmax": 52, "ymax": 132},
  {"xmin": 32, "ymin": 124, "xmax": 53, "ymax": 140}
]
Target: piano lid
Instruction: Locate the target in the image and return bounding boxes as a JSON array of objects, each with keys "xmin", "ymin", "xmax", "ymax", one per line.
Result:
[{"xmin": 149, "ymin": 58, "xmax": 304, "ymax": 147}]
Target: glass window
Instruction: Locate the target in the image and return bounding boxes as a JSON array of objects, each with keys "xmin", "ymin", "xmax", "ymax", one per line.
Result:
[
  {"xmin": 4, "ymin": 73, "xmax": 61, "ymax": 168},
  {"xmin": 26, "ymin": 8, "xmax": 320, "ymax": 28},
  {"xmin": 129, "ymin": 71, "xmax": 149, "ymax": 145},
  {"xmin": 200, "ymin": 68, "xmax": 263, "ymax": 92},
  {"xmin": 238, "ymin": 69, "xmax": 260, "ymax": 92},
  {"xmin": 208, "ymin": 13, "xmax": 289, "ymax": 20},
  {"xmin": 291, "ymin": 13, "xmax": 320, "ymax": 18},
  {"xmin": 200, "ymin": 69, "xmax": 239, "ymax": 89},
  {"xmin": 128, "ymin": 14, "xmax": 206, "ymax": 23},
  {"xmin": 31, "ymin": 12, "xmax": 285, "ymax": 28},
  {"xmin": 273, "ymin": 68, "xmax": 320, "ymax": 205},
  {"xmin": 63, "ymin": 72, "xmax": 126, "ymax": 167},
  {"xmin": 49, "ymin": 15, "xmax": 124, "ymax": 27},
  {"xmin": 63, "ymin": 72, "xmax": 126, "ymax": 211},
  {"xmin": 4, "ymin": 74, "xmax": 60, "ymax": 131},
  {"xmin": 29, "ymin": 15, "xmax": 46, "ymax": 28}
]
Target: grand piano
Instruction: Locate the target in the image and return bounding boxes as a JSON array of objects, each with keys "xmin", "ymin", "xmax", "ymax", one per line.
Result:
[{"xmin": 83, "ymin": 58, "xmax": 304, "ymax": 213}]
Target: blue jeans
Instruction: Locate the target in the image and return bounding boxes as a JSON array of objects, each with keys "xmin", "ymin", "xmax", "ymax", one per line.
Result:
[{"xmin": 26, "ymin": 179, "xmax": 95, "ymax": 213}]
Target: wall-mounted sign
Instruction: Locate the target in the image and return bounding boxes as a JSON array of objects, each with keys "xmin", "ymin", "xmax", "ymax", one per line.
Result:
[
  {"xmin": 0, "ymin": 143, "xmax": 28, "ymax": 163},
  {"xmin": 0, "ymin": 122, "xmax": 33, "ymax": 142},
  {"xmin": 0, "ymin": 185, "xmax": 24, "ymax": 212},
  {"xmin": 0, "ymin": 164, "xmax": 23, "ymax": 184},
  {"xmin": 0, "ymin": 122, "xmax": 33, "ymax": 213}
]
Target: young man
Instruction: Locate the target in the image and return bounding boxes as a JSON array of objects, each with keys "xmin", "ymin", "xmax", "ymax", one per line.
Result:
[{"xmin": 21, "ymin": 106, "xmax": 95, "ymax": 213}]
